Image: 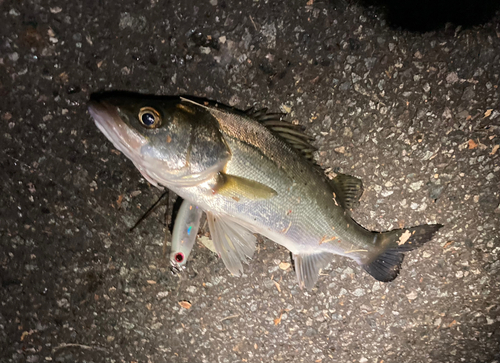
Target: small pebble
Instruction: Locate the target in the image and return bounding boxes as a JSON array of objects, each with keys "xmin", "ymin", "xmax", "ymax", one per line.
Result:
[
  {"xmin": 8, "ymin": 52, "xmax": 19, "ymax": 62},
  {"xmin": 410, "ymin": 181, "xmax": 424, "ymax": 191}
]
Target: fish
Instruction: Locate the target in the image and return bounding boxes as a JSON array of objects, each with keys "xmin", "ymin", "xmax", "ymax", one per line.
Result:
[{"xmin": 88, "ymin": 91, "xmax": 443, "ymax": 290}]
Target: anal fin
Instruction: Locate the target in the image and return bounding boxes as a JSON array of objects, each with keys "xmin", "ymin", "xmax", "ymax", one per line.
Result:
[
  {"xmin": 292, "ymin": 251, "xmax": 334, "ymax": 290},
  {"xmin": 206, "ymin": 212, "xmax": 256, "ymax": 276}
]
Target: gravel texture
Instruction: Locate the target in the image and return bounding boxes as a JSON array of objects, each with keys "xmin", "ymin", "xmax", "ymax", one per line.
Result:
[{"xmin": 1, "ymin": 1, "xmax": 499, "ymax": 362}]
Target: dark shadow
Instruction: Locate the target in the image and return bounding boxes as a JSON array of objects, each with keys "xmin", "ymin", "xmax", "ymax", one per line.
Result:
[{"xmin": 358, "ymin": 0, "xmax": 500, "ymax": 32}]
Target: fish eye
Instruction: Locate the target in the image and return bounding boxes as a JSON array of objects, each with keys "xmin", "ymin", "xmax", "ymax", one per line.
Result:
[
  {"xmin": 174, "ymin": 252, "xmax": 184, "ymax": 263},
  {"xmin": 138, "ymin": 107, "xmax": 161, "ymax": 128}
]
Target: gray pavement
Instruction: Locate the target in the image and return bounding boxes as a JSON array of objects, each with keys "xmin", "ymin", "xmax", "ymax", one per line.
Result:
[{"xmin": 1, "ymin": 1, "xmax": 499, "ymax": 362}]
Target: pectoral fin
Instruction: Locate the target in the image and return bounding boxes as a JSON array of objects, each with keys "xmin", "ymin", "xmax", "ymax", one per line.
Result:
[
  {"xmin": 293, "ymin": 252, "xmax": 334, "ymax": 290},
  {"xmin": 206, "ymin": 212, "xmax": 257, "ymax": 276},
  {"xmin": 215, "ymin": 173, "xmax": 277, "ymax": 201}
]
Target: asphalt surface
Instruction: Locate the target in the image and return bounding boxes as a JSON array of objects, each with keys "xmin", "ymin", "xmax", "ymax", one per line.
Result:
[{"xmin": 1, "ymin": 1, "xmax": 500, "ymax": 362}]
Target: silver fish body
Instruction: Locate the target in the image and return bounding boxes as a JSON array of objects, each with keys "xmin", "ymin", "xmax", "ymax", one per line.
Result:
[
  {"xmin": 89, "ymin": 92, "xmax": 442, "ymax": 289},
  {"xmin": 169, "ymin": 110, "xmax": 373, "ymax": 261}
]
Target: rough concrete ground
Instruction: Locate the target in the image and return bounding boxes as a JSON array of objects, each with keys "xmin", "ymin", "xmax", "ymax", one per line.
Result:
[{"xmin": 1, "ymin": 0, "xmax": 499, "ymax": 362}]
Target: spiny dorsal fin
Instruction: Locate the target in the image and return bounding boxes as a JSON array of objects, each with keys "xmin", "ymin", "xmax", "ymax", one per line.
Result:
[
  {"xmin": 245, "ymin": 107, "xmax": 272, "ymax": 120},
  {"xmin": 181, "ymin": 98, "xmax": 317, "ymax": 160},
  {"xmin": 331, "ymin": 173, "xmax": 364, "ymax": 211},
  {"xmin": 246, "ymin": 107, "xmax": 317, "ymax": 160}
]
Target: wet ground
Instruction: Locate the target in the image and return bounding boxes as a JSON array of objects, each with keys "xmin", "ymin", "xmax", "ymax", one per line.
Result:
[{"xmin": 1, "ymin": 0, "xmax": 500, "ymax": 362}]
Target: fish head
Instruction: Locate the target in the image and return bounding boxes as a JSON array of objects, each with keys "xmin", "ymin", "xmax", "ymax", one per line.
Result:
[{"xmin": 88, "ymin": 92, "xmax": 231, "ymax": 188}]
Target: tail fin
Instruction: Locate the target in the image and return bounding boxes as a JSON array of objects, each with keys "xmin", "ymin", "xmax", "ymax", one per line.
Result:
[{"xmin": 362, "ymin": 224, "xmax": 443, "ymax": 282}]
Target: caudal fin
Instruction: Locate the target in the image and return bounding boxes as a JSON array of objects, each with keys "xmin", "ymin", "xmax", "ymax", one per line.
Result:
[{"xmin": 362, "ymin": 224, "xmax": 443, "ymax": 282}]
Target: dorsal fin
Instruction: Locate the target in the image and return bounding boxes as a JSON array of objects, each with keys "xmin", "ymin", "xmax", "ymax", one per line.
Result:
[
  {"xmin": 245, "ymin": 107, "xmax": 317, "ymax": 160},
  {"xmin": 245, "ymin": 107, "xmax": 269, "ymax": 119},
  {"xmin": 331, "ymin": 173, "xmax": 364, "ymax": 211},
  {"xmin": 180, "ymin": 98, "xmax": 317, "ymax": 160}
]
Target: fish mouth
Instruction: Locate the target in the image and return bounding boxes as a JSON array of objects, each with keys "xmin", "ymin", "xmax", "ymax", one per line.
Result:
[
  {"xmin": 88, "ymin": 99, "xmax": 165, "ymax": 186},
  {"xmin": 88, "ymin": 99, "xmax": 147, "ymax": 158}
]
